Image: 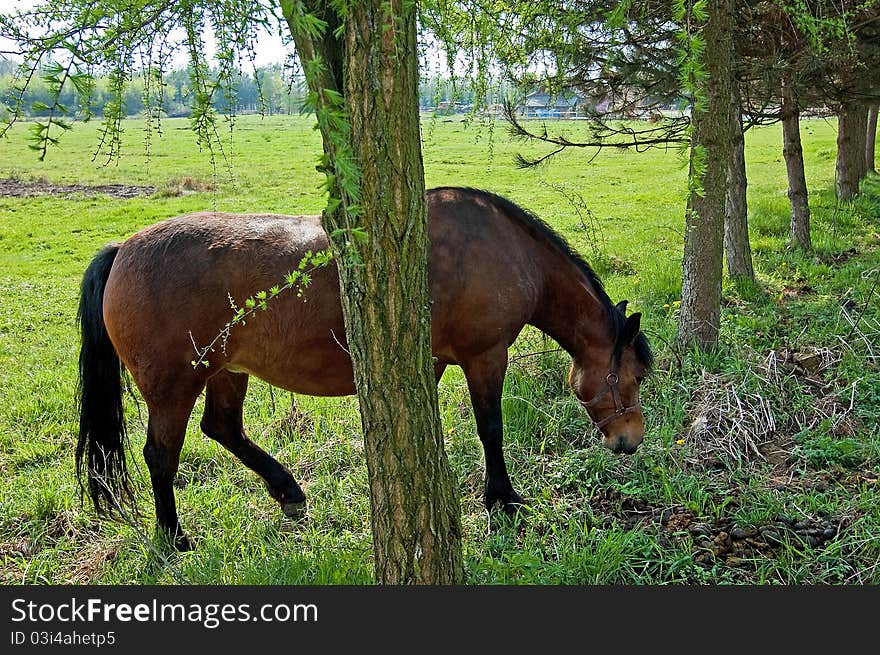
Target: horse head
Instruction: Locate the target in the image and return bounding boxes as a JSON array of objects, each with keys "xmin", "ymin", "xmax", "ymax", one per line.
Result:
[{"xmin": 568, "ymin": 300, "xmax": 652, "ymax": 454}]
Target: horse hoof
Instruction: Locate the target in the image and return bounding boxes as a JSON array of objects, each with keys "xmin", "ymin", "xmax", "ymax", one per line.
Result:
[
  {"xmin": 281, "ymin": 499, "xmax": 307, "ymax": 519},
  {"xmin": 501, "ymin": 498, "xmax": 530, "ymax": 518},
  {"xmin": 174, "ymin": 534, "xmax": 195, "ymax": 552},
  {"xmin": 486, "ymin": 490, "xmax": 529, "ymax": 517}
]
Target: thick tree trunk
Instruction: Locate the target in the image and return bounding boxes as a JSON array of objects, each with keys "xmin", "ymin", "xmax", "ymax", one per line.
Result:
[
  {"xmin": 286, "ymin": 1, "xmax": 463, "ymax": 584},
  {"xmin": 724, "ymin": 81, "xmax": 753, "ymax": 279},
  {"xmin": 678, "ymin": 0, "xmax": 733, "ymax": 350},
  {"xmin": 781, "ymin": 73, "xmax": 811, "ymax": 250},
  {"xmin": 836, "ymin": 102, "xmax": 868, "ymax": 200},
  {"xmin": 867, "ymin": 102, "xmax": 878, "ymax": 175}
]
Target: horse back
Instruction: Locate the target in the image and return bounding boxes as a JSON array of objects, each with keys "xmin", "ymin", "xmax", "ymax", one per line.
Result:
[{"xmin": 101, "ymin": 199, "xmax": 542, "ymax": 397}]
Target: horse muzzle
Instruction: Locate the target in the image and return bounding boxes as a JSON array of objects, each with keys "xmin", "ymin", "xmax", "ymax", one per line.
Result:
[{"xmin": 602, "ymin": 432, "xmax": 642, "ymax": 455}]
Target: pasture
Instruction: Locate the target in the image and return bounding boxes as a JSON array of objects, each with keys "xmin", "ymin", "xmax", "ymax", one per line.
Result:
[{"xmin": 1, "ymin": 113, "xmax": 878, "ymax": 584}]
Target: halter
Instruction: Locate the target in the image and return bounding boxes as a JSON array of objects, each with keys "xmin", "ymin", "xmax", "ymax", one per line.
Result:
[{"xmin": 581, "ymin": 370, "xmax": 641, "ymax": 429}]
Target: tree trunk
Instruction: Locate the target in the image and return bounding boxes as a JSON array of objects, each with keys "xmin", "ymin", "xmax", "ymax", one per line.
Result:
[
  {"xmin": 836, "ymin": 102, "xmax": 868, "ymax": 200},
  {"xmin": 857, "ymin": 105, "xmax": 870, "ymax": 180},
  {"xmin": 867, "ymin": 102, "xmax": 878, "ymax": 175},
  {"xmin": 678, "ymin": 0, "xmax": 733, "ymax": 350},
  {"xmin": 285, "ymin": 0, "xmax": 463, "ymax": 584},
  {"xmin": 724, "ymin": 80, "xmax": 753, "ymax": 279},
  {"xmin": 781, "ymin": 73, "xmax": 811, "ymax": 250}
]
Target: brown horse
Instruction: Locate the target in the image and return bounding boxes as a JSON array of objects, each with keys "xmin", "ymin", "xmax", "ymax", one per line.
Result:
[{"xmin": 76, "ymin": 187, "xmax": 652, "ymax": 551}]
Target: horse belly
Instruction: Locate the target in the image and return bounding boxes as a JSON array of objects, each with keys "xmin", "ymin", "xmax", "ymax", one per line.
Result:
[
  {"xmin": 225, "ymin": 315, "xmax": 357, "ymax": 397},
  {"xmin": 227, "ymin": 352, "xmax": 357, "ymax": 397}
]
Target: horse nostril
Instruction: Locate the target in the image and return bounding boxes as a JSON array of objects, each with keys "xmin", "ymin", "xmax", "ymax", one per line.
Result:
[{"xmin": 612, "ymin": 437, "xmax": 639, "ymax": 455}]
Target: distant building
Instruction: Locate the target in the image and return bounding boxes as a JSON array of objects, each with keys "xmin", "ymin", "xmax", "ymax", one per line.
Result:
[
  {"xmin": 429, "ymin": 101, "xmax": 473, "ymax": 115},
  {"xmin": 521, "ymin": 91, "xmax": 586, "ymax": 118}
]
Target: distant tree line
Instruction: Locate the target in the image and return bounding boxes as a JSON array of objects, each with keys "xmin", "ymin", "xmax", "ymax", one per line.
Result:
[
  {"xmin": 1, "ymin": 56, "xmax": 512, "ymax": 119},
  {"xmin": 418, "ymin": 75, "xmax": 519, "ymax": 112},
  {"xmin": 0, "ymin": 60, "xmax": 306, "ymax": 119}
]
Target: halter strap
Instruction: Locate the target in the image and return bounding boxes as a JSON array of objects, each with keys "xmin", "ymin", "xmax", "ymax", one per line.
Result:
[{"xmin": 582, "ymin": 371, "xmax": 641, "ymax": 429}]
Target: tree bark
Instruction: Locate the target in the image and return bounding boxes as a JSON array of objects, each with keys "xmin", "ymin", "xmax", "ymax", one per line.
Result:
[
  {"xmin": 836, "ymin": 102, "xmax": 868, "ymax": 200},
  {"xmin": 781, "ymin": 72, "xmax": 811, "ymax": 250},
  {"xmin": 285, "ymin": 0, "xmax": 463, "ymax": 584},
  {"xmin": 724, "ymin": 80, "xmax": 753, "ymax": 279},
  {"xmin": 678, "ymin": 0, "xmax": 734, "ymax": 350},
  {"xmin": 867, "ymin": 102, "xmax": 878, "ymax": 175}
]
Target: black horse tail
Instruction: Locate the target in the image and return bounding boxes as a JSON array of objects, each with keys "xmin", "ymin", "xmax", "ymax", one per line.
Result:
[{"xmin": 75, "ymin": 243, "xmax": 135, "ymax": 516}]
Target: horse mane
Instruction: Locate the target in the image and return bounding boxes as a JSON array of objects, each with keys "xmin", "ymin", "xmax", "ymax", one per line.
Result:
[{"xmin": 430, "ymin": 186, "xmax": 653, "ymax": 370}]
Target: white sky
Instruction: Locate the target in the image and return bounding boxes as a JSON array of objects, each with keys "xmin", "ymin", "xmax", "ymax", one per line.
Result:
[
  {"xmin": 0, "ymin": 0, "xmax": 292, "ymax": 68},
  {"xmin": 1, "ymin": 0, "xmax": 459, "ymax": 79}
]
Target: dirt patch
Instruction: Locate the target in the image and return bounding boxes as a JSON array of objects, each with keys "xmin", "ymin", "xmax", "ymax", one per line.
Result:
[
  {"xmin": 0, "ymin": 177, "xmax": 156, "ymax": 199},
  {"xmin": 771, "ymin": 346, "xmax": 863, "ymax": 440},
  {"xmin": 759, "ymin": 432, "xmax": 797, "ymax": 468},
  {"xmin": 821, "ymin": 247, "xmax": 859, "ymax": 266},
  {"xmin": 781, "ymin": 284, "xmax": 816, "ymax": 300},
  {"xmin": 0, "ymin": 540, "xmax": 30, "ymax": 559},
  {"xmin": 588, "ymin": 486, "xmax": 845, "ymax": 569},
  {"xmin": 0, "ymin": 536, "xmax": 120, "ymax": 585}
]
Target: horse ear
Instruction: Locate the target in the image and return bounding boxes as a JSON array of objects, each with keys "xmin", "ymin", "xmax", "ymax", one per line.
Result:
[
  {"xmin": 623, "ymin": 312, "xmax": 641, "ymax": 344},
  {"xmin": 616, "ymin": 300, "xmax": 628, "ymax": 315}
]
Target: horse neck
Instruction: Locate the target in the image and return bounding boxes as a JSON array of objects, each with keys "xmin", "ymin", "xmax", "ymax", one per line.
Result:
[{"xmin": 529, "ymin": 253, "xmax": 613, "ymax": 361}]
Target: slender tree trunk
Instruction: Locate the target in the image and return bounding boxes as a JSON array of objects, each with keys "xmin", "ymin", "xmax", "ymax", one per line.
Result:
[
  {"xmin": 836, "ymin": 102, "xmax": 868, "ymax": 200},
  {"xmin": 781, "ymin": 73, "xmax": 811, "ymax": 250},
  {"xmin": 867, "ymin": 102, "xmax": 878, "ymax": 175},
  {"xmin": 678, "ymin": 0, "xmax": 733, "ymax": 350},
  {"xmin": 285, "ymin": 0, "xmax": 463, "ymax": 584},
  {"xmin": 724, "ymin": 80, "xmax": 753, "ymax": 279},
  {"xmin": 857, "ymin": 105, "xmax": 870, "ymax": 180}
]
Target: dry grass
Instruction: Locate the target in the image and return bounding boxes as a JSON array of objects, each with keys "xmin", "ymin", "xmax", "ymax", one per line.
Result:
[
  {"xmin": 683, "ymin": 343, "xmax": 863, "ymax": 469},
  {"xmin": 837, "ymin": 268, "xmax": 880, "ymax": 365},
  {"xmin": 768, "ymin": 346, "xmax": 862, "ymax": 438},
  {"xmin": 64, "ymin": 539, "xmax": 123, "ymax": 584},
  {"xmin": 154, "ymin": 175, "xmax": 217, "ymax": 197},
  {"xmin": 686, "ymin": 369, "xmax": 777, "ymax": 465}
]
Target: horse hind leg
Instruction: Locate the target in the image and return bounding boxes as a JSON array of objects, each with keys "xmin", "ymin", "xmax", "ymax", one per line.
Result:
[
  {"xmin": 143, "ymin": 394, "xmax": 200, "ymax": 552},
  {"xmin": 200, "ymin": 370, "xmax": 306, "ymax": 518}
]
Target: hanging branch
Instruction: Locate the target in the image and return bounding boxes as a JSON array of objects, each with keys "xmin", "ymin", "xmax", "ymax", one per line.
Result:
[{"xmin": 503, "ymin": 98, "xmax": 690, "ymax": 168}]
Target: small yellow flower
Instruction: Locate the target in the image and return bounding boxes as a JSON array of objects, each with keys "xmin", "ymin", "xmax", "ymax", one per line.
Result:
[
  {"xmin": 676, "ymin": 439, "xmax": 685, "ymax": 445},
  {"xmin": 673, "ymin": 300, "xmax": 681, "ymax": 306},
  {"xmin": 780, "ymin": 261, "xmax": 787, "ymax": 267},
  {"xmin": 663, "ymin": 303, "xmax": 670, "ymax": 309}
]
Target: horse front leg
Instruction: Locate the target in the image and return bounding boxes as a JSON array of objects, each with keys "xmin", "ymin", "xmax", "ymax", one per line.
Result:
[{"xmin": 462, "ymin": 346, "xmax": 526, "ymax": 515}]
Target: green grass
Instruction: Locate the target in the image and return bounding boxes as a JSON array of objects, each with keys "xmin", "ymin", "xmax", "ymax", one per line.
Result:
[{"xmin": 1, "ymin": 113, "xmax": 878, "ymax": 584}]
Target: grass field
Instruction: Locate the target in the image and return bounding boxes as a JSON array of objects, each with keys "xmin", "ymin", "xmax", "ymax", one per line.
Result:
[{"xmin": 1, "ymin": 113, "xmax": 878, "ymax": 584}]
